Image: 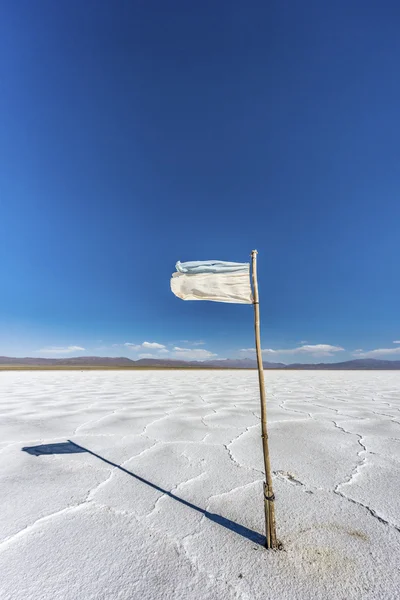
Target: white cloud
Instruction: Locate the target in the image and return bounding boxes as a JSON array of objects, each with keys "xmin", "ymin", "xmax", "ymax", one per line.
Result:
[
  {"xmin": 353, "ymin": 347, "xmax": 400, "ymax": 358},
  {"xmin": 294, "ymin": 344, "xmax": 344, "ymax": 355},
  {"xmin": 173, "ymin": 347, "xmax": 217, "ymax": 361},
  {"xmin": 124, "ymin": 341, "xmax": 166, "ymax": 351},
  {"xmin": 240, "ymin": 344, "xmax": 344, "ymax": 357},
  {"xmin": 36, "ymin": 346, "xmax": 85, "ymax": 354},
  {"xmin": 133, "ymin": 346, "xmax": 216, "ymax": 361},
  {"xmin": 393, "ymin": 341, "xmax": 400, "ymax": 344},
  {"xmin": 142, "ymin": 341, "xmax": 166, "ymax": 349},
  {"xmin": 119, "ymin": 342, "xmax": 214, "ymax": 361}
]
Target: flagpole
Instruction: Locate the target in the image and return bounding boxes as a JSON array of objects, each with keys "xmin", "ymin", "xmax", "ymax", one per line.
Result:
[{"xmin": 251, "ymin": 250, "xmax": 278, "ymax": 549}]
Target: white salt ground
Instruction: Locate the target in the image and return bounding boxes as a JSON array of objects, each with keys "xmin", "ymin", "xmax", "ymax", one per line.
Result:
[{"xmin": 0, "ymin": 370, "xmax": 399, "ymax": 599}]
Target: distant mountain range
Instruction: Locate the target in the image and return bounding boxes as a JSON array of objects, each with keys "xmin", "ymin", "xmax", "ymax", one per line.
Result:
[{"xmin": 1, "ymin": 356, "xmax": 400, "ymax": 369}]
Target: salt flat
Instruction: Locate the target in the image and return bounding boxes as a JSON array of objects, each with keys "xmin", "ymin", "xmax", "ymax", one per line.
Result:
[{"xmin": 1, "ymin": 370, "xmax": 400, "ymax": 600}]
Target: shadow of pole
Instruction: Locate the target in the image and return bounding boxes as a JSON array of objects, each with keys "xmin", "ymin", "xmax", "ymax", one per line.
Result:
[
  {"xmin": 22, "ymin": 440, "xmax": 265, "ymax": 546},
  {"xmin": 68, "ymin": 440, "xmax": 265, "ymax": 546}
]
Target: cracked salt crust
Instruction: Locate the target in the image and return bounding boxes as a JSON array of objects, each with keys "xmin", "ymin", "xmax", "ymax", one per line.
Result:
[{"xmin": 1, "ymin": 370, "xmax": 400, "ymax": 599}]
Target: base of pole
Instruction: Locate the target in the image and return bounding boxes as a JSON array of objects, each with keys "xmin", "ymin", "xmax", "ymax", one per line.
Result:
[
  {"xmin": 264, "ymin": 483, "xmax": 277, "ymax": 548},
  {"xmin": 264, "ymin": 539, "xmax": 284, "ymax": 550}
]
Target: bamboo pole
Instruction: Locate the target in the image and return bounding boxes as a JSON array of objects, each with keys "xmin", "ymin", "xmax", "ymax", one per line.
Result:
[{"xmin": 251, "ymin": 250, "xmax": 278, "ymax": 549}]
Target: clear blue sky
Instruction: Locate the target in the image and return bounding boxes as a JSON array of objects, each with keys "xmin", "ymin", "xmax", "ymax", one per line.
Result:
[{"xmin": 1, "ymin": 0, "xmax": 400, "ymax": 363}]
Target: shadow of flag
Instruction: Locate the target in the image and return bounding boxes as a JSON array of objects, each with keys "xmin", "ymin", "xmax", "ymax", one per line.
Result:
[{"xmin": 22, "ymin": 442, "xmax": 87, "ymax": 456}]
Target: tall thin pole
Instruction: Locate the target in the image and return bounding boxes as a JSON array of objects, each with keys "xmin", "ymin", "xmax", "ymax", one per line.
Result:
[{"xmin": 251, "ymin": 250, "xmax": 277, "ymax": 549}]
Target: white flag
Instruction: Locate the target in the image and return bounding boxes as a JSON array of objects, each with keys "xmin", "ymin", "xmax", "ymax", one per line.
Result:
[{"xmin": 170, "ymin": 260, "xmax": 253, "ymax": 304}]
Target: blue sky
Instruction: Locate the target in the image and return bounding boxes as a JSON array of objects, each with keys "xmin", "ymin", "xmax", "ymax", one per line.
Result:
[{"xmin": 1, "ymin": 0, "xmax": 400, "ymax": 363}]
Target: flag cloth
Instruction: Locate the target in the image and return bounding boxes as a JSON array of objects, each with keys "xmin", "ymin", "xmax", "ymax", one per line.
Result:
[{"xmin": 171, "ymin": 260, "xmax": 253, "ymax": 304}]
